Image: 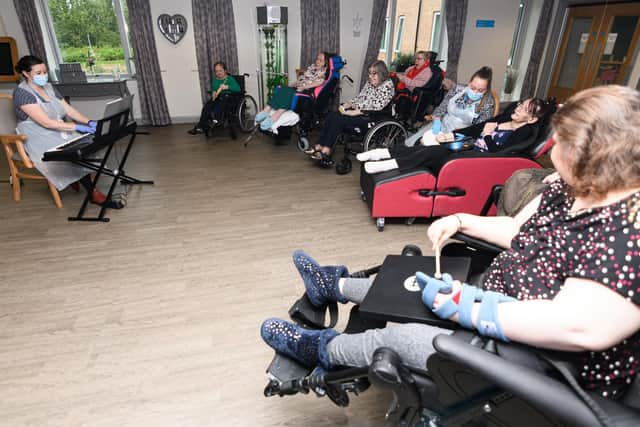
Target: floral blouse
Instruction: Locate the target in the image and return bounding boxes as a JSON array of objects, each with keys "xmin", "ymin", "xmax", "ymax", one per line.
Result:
[
  {"xmin": 483, "ymin": 180, "xmax": 640, "ymax": 398},
  {"xmin": 350, "ymin": 79, "xmax": 394, "ymax": 112},
  {"xmin": 295, "ymin": 64, "xmax": 326, "ymax": 90}
]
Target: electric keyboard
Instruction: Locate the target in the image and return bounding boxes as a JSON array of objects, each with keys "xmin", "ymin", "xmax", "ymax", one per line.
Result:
[{"xmin": 43, "ymin": 134, "xmax": 111, "ymax": 162}]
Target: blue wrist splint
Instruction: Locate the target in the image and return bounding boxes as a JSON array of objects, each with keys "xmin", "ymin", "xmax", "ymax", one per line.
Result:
[
  {"xmin": 417, "ymin": 272, "xmax": 458, "ymax": 319},
  {"xmin": 457, "ymin": 284, "xmax": 484, "ymax": 329},
  {"xmin": 476, "ymin": 291, "xmax": 516, "ymax": 342}
]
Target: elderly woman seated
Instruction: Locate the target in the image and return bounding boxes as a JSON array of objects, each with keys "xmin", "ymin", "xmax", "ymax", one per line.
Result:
[
  {"xmin": 305, "ymin": 60, "xmax": 395, "ymax": 163},
  {"xmin": 261, "ymin": 85, "xmax": 640, "ymax": 402},
  {"xmin": 254, "ymin": 51, "xmax": 331, "ymax": 131},
  {"xmin": 358, "ymin": 97, "xmax": 556, "ymax": 174},
  {"xmin": 188, "ymin": 61, "xmax": 240, "ymax": 135}
]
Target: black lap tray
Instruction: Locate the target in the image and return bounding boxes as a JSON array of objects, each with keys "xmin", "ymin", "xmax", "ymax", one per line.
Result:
[{"xmin": 359, "ymin": 255, "xmax": 470, "ymax": 326}]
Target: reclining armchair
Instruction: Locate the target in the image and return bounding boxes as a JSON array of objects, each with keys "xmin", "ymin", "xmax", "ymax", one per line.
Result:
[
  {"xmin": 263, "ymin": 239, "xmax": 640, "ymax": 426},
  {"xmin": 359, "ymin": 115, "xmax": 555, "ymax": 231}
]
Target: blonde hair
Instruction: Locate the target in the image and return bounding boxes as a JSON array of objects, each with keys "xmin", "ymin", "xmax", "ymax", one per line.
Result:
[{"xmin": 552, "ymin": 85, "xmax": 640, "ymax": 198}]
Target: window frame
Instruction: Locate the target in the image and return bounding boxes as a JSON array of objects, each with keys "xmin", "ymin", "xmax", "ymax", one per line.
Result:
[
  {"xmin": 430, "ymin": 11, "xmax": 442, "ymax": 52},
  {"xmin": 37, "ymin": 0, "xmax": 134, "ymax": 78},
  {"xmin": 394, "ymin": 15, "xmax": 405, "ymax": 53},
  {"xmin": 380, "ymin": 17, "xmax": 390, "ymax": 52},
  {"xmin": 507, "ymin": 2, "xmax": 527, "ymax": 67}
]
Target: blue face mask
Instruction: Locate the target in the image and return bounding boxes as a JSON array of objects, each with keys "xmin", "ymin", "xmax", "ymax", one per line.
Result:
[
  {"xmin": 32, "ymin": 74, "xmax": 49, "ymax": 87},
  {"xmin": 465, "ymin": 87, "xmax": 483, "ymax": 102}
]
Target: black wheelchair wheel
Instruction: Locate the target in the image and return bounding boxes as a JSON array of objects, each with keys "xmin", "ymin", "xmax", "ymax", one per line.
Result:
[
  {"xmin": 363, "ymin": 120, "xmax": 408, "ymax": 152},
  {"xmin": 335, "ymin": 158, "xmax": 352, "ymax": 175},
  {"xmin": 237, "ymin": 95, "xmax": 258, "ymax": 133},
  {"xmin": 297, "ymin": 136, "xmax": 310, "ymax": 152}
]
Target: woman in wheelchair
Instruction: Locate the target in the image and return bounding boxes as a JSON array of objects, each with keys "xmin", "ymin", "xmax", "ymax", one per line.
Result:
[
  {"xmin": 358, "ymin": 97, "xmax": 555, "ymax": 174},
  {"xmin": 404, "ymin": 66, "xmax": 495, "ymax": 148},
  {"xmin": 254, "ymin": 51, "xmax": 330, "ymax": 131},
  {"xmin": 262, "ymin": 85, "xmax": 640, "ymax": 400},
  {"xmin": 305, "ymin": 60, "xmax": 394, "ymax": 162},
  {"xmin": 188, "ymin": 61, "xmax": 240, "ymax": 135},
  {"xmin": 394, "ymin": 50, "xmax": 433, "ymax": 92}
]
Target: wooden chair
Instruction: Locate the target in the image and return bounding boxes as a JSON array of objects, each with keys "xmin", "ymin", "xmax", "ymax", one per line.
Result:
[{"xmin": 0, "ymin": 93, "xmax": 62, "ymax": 207}]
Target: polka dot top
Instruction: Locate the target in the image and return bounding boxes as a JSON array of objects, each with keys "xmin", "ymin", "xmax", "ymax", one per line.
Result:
[{"xmin": 483, "ymin": 180, "xmax": 640, "ymax": 398}]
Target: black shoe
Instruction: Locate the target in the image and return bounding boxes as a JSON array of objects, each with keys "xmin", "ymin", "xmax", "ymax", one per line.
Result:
[{"xmin": 188, "ymin": 127, "xmax": 204, "ymax": 135}]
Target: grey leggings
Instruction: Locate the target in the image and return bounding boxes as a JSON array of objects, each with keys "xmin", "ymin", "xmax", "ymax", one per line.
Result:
[{"xmin": 327, "ymin": 278, "xmax": 452, "ymax": 371}]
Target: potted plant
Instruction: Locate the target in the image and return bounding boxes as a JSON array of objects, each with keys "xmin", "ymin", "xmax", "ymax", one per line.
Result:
[{"xmin": 390, "ymin": 52, "xmax": 414, "ymax": 72}]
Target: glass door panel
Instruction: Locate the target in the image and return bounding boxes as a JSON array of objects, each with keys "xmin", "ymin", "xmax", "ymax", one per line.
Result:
[
  {"xmin": 556, "ymin": 17, "xmax": 594, "ymax": 88},
  {"xmin": 592, "ymin": 15, "xmax": 640, "ymax": 86}
]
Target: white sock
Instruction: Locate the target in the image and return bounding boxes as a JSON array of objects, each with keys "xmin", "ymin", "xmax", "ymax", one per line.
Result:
[
  {"xmin": 356, "ymin": 148, "xmax": 391, "ymax": 162},
  {"xmin": 364, "ymin": 159, "xmax": 399, "ymax": 174}
]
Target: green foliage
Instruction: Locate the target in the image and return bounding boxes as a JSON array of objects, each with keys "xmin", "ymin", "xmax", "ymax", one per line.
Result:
[
  {"xmin": 48, "ymin": 0, "xmax": 122, "ymax": 48},
  {"xmin": 61, "ymin": 46, "xmax": 124, "ymax": 63},
  {"xmin": 390, "ymin": 52, "xmax": 415, "ymax": 72}
]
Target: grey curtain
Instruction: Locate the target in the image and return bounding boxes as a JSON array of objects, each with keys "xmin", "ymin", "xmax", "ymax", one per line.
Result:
[
  {"xmin": 444, "ymin": 0, "xmax": 468, "ymax": 82},
  {"xmin": 126, "ymin": 0, "xmax": 171, "ymax": 126},
  {"xmin": 300, "ymin": 0, "xmax": 340, "ymax": 68},
  {"xmin": 13, "ymin": 0, "xmax": 47, "ymax": 61},
  {"xmin": 520, "ymin": 0, "xmax": 554, "ymax": 98},
  {"xmin": 360, "ymin": 0, "xmax": 389, "ymax": 89},
  {"xmin": 192, "ymin": 0, "xmax": 240, "ymax": 103}
]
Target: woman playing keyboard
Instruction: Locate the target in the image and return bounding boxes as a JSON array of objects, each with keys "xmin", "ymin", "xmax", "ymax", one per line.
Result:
[{"xmin": 13, "ymin": 55, "xmax": 123, "ymax": 209}]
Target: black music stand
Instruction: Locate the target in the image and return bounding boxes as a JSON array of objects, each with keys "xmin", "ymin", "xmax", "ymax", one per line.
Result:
[{"xmin": 44, "ymin": 109, "xmax": 153, "ymax": 222}]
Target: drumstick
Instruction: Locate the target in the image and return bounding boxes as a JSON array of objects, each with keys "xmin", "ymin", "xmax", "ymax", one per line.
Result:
[{"xmin": 435, "ymin": 245, "xmax": 442, "ymax": 279}]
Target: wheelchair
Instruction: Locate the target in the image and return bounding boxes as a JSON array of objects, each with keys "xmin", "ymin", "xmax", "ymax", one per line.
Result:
[
  {"xmin": 327, "ymin": 102, "xmax": 409, "ymax": 175},
  {"xmin": 204, "ymin": 73, "xmax": 258, "ymax": 139},
  {"xmin": 263, "ymin": 239, "xmax": 640, "ymax": 426},
  {"xmin": 252, "ymin": 55, "xmax": 346, "ymax": 147},
  {"xmin": 359, "ymin": 101, "xmax": 555, "ymax": 231},
  {"xmin": 329, "ymin": 54, "xmax": 446, "ymax": 175},
  {"xmin": 391, "ymin": 51, "xmax": 446, "ymax": 131}
]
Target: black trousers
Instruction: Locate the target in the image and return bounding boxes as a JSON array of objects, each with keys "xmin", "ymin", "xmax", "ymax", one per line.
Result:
[
  {"xmin": 390, "ymin": 144, "xmax": 453, "ymax": 174},
  {"xmin": 196, "ymin": 95, "xmax": 232, "ymax": 129},
  {"xmin": 318, "ymin": 112, "xmax": 370, "ymax": 150}
]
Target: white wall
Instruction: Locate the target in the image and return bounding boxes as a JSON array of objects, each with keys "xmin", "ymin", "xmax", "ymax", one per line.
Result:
[
  {"xmin": 339, "ymin": 0, "xmax": 374, "ymax": 101},
  {"xmin": 149, "ymin": 0, "xmax": 201, "ymax": 122},
  {"xmin": 456, "ymin": 0, "xmax": 521, "ymax": 95}
]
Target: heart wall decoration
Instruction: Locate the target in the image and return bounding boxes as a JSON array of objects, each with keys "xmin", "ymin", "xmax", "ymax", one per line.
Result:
[{"xmin": 157, "ymin": 14, "xmax": 188, "ymax": 44}]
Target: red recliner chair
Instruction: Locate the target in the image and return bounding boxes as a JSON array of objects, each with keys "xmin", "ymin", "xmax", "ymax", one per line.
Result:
[{"xmin": 359, "ymin": 132, "xmax": 554, "ymax": 231}]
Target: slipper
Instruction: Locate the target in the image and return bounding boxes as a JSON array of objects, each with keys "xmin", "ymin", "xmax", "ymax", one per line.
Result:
[
  {"xmin": 304, "ymin": 146, "xmax": 321, "ymax": 155},
  {"xmin": 260, "ymin": 117, "xmax": 273, "ymax": 131}
]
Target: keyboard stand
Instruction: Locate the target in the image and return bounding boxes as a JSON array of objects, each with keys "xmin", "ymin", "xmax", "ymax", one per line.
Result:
[{"xmin": 67, "ymin": 122, "xmax": 154, "ymax": 222}]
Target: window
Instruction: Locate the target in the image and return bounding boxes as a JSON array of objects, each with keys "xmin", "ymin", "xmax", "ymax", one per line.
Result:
[
  {"xmin": 39, "ymin": 0, "xmax": 134, "ymax": 77},
  {"xmin": 380, "ymin": 17, "xmax": 390, "ymax": 51},
  {"xmin": 430, "ymin": 11, "xmax": 441, "ymax": 51},
  {"xmin": 394, "ymin": 16, "xmax": 405, "ymax": 53}
]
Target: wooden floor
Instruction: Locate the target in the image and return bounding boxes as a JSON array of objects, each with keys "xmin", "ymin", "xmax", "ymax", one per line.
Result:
[{"xmin": 0, "ymin": 125, "xmax": 435, "ymax": 427}]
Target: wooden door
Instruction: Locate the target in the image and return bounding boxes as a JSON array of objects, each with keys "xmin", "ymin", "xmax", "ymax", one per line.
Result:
[{"xmin": 548, "ymin": 3, "xmax": 640, "ymax": 101}]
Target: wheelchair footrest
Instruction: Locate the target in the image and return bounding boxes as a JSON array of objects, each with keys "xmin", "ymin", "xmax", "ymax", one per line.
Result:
[{"xmin": 288, "ymin": 294, "xmax": 339, "ymax": 329}]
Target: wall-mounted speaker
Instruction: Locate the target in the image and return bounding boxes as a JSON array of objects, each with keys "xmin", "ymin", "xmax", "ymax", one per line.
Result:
[{"xmin": 257, "ymin": 6, "xmax": 288, "ymax": 25}]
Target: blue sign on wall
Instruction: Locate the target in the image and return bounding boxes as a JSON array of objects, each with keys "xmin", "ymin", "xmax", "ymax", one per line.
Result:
[{"xmin": 476, "ymin": 20, "xmax": 495, "ymax": 28}]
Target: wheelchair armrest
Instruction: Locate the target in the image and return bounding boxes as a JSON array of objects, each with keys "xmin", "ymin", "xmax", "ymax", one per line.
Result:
[
  {"xmin": 432, "ymin": 334, "xmax": 604, "ymax": 427},
  {"xmin": 451, "ymin": 232, "xmax": 505, "ymax": 255}
]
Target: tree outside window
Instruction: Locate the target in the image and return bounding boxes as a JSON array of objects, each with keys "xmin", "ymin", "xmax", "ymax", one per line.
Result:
[{"xmin": 45, "ymin": 0, "xmax": 133, "ymax": 77}]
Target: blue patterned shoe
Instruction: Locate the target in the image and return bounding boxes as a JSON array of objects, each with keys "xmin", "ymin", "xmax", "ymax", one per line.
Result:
[
  {"xmin": 261, "ymin": 318, "xmax": 338, "ymax": 369},
  {"xmin": 292, "ymin": 250, "xmax": 349, "ymax": 307},
  {"xmin": 255, "ymin": 111, "xmax": 269, "ymax": 123}
]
